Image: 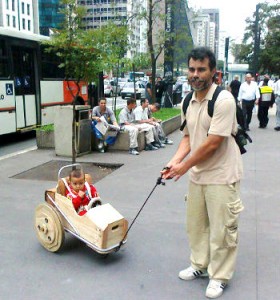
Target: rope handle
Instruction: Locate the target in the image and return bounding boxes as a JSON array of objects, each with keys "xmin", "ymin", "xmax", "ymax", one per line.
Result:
[{"xmin": 116, "ymin": 167, "xmax": 170, "ymax": 251}]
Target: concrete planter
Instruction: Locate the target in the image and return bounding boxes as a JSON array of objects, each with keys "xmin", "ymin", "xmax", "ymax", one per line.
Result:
[
  {"xmin": 36, "ymin": 130, "xmax": 55, "ymax": 149},
  {"xmin": 162, "ymin": 114, "xmax": 181, "ymax": 135}
]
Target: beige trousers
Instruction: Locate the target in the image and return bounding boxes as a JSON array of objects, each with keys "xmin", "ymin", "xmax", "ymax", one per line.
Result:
[{"xmin": 186, "ymin": 181, "xmax": 244, "ymax": 282}]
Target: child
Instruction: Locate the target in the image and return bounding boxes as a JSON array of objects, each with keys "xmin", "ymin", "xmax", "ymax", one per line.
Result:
[{"xmin": 65, "ymin": 169, "xmax": 99, "ymax": 216}]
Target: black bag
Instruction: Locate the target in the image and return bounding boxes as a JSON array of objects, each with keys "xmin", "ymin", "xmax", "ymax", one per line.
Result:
[{"xmin": 180, "ymin": 86, "xmax": 252, "ymax": 154}]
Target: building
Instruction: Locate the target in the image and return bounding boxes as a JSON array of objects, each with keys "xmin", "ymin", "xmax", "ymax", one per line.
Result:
[
  {"xmin": 38, "ymin": 0, "xmax": 63, "ymax": 36},
  {"xmin": 0, "ymin": 0, "xmax": 39, "ymax": 33},
  {"xmin": 202, "ymin": 8, "xmax": 219, "ymax": 57}
]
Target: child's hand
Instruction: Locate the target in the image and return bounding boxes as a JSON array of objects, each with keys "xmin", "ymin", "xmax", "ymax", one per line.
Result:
[{"xmin": 78, "ymin": 191, "xmax": 85, "ymax": 198}]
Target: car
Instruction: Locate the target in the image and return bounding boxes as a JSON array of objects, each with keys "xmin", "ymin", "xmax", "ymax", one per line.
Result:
[
  {"xmin": 34, "ymin": 164, "xmax": 128, "ymax": 255},
  {"xmin": 121, "ymin": 82, "xmax": 146, "ymax": 100},
  {"xmin": 109, "ymin": 80, "xmax": 121, "ymax": 96},
  {"xmin": 104, "ymin": 80, "xmax": 114, "ymax": 97}
]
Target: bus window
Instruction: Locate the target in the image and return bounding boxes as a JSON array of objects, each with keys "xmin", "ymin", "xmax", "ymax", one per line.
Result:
[
  {"xmin": 41, "ymin": 46, "xmax": 65, "ymax": 79},
  {"xmin": 0, "ymin": 40, "xmax": 9, "ymax": 78}
]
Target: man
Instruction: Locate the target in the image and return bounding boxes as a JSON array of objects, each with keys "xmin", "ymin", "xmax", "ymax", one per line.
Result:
[
  {"xmin": 118, "ymin": 98, "xmax": 140, "ymax": 155},
  {"xmin": 133, "ymin": 98, "xmax": 159, "ymax": 150},
  {"xmin": 91, "ymin": 97, "xmax": 120, "ymax": 152},
  {"xmin": 181, "ymin": 79, "xmax": 191, "ymax": 100},
  {"xmin": 147, "ymin": 103, "xmax": 173, "ymax": 145},
  {"xmin": 238, "ymin": 73, "xmax": 260, "ymax": 131},
  {"xmin": 155, "ymin": 77, "xmax": 165, "ymax": 106},
  {"xmin": 228, "ymin": 75, "xmax": 241, "ymax": 103},
  {"xmin": 274, "ymin": 78, "xmax": 280, "ymax": 131},
  {"xmin": 257, "ymin": 77, "xmax": 275, "ymax": 128},
  {"xmin": 162, "ymin": 47, "xmax": 244, "ymax": 299},
  {"xmin": 145, "ymin": 76, "xmax": 153, "ymax": 102}
]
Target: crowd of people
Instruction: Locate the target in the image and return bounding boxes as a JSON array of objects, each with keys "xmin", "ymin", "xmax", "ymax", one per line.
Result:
[
  {"xmin": 227, "ymin": 73, "xmax": 279, "ymax": 131},
  {"xmin": 91, "ymin": 96, "xmax": 173, "ymax": 155}
]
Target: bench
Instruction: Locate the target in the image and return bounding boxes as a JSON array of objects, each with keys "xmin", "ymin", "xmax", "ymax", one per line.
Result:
[{"xmin": 91, "ymin": 131, "xmax": 146, "ymax": 151}]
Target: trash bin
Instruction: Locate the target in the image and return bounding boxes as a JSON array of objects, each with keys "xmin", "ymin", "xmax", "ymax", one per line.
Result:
[{"xmin": 54, "ymin": 105, "xmax": 91, "ymax": 157}]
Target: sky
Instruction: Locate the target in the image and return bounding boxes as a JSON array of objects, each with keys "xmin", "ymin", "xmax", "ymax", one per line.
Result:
[{"xmin": 187, "ymin": 0, "xmax": 277, "ymax": 43}]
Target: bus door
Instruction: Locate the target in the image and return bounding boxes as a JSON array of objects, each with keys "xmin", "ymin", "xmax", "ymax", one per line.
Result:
[{"xmin": 12, "ymin": 46, "xmax": 37, "ymax": 129}]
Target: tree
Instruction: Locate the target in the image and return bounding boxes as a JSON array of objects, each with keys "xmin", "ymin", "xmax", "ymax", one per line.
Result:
[
  {"xmin": 44, "ymin": 0, "xmax": 129, "ymax": 162},
  {"xmin": 235, "ymin": 2, "xmax": 280, "ymax": 75}
]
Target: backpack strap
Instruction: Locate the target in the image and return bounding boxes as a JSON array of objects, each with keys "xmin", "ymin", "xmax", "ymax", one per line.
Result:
[
  {"xmin": 180, "ymin": 91, "xmax": 194, "ymax": 131},
  {"xmin": 207, "ymin": 86, "xmax": 224, "ymax": 117}
]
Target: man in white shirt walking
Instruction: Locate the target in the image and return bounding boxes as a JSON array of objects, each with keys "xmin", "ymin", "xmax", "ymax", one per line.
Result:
[{"xmin": 238, "ymin": 73, "xmax": 260, "ymax": 131}]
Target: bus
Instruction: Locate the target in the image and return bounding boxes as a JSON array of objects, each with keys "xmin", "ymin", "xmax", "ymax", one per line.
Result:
[
  {"xmin": 0, "ymin": 28, "xmax": 88, "ymax": 136},
  {"xmin": 128, "ymin": 71, "xmax": 148, "ymax": 82}
]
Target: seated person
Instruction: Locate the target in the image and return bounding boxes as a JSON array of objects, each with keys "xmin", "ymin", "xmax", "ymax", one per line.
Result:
[
  {"xmin": 64, "ymin": 169, "xmax": 100, "ymax": 216},
  {"xmin": 147, "ymin": 102, "xmax": 173, "ymax": 145},
  {"xmin": 91, "ymin": 97, "xmax": 120, "ymax": 152},
  {"xmin": 134, "ymin": 98, "xmax": 162, "ymax": 149}
]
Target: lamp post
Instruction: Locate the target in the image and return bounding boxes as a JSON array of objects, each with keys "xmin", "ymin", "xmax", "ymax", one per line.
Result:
[{"xmin": 253, "ymin": 3, "xmax": 261, "ymax": 77}]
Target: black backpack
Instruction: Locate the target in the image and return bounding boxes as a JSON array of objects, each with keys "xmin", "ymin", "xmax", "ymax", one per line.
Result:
[{"xmin": 180, "ymin": 86, "xmax": 252, "ymax": 154}]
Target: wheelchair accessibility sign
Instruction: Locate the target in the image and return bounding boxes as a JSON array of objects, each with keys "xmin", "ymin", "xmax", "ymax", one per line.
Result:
[{"xmin": 6, "ymin": 83, "xmax": 13, "ymax": 95}]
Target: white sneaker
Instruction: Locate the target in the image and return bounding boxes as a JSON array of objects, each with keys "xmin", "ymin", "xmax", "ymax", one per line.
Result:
[
  {"xmin": 205, "ymin": 279, "xmax": 226, "ymax": 299},
  {"xmin": 178, "ymin": 266, "xmax": 207, "ymax": 281}
]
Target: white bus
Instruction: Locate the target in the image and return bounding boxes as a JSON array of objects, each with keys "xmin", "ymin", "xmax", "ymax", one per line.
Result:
[{"xmin": 0, "ymin": 28, "xmax": 88, "ymax": 136}]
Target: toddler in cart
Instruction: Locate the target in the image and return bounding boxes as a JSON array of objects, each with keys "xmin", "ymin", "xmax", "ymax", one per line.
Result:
[{"xmin": 63, "ymin": 169, "xmax": 101, "ymax": 216}]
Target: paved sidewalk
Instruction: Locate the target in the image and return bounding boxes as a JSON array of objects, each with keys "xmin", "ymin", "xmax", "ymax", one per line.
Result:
[{"xmin": 0, "ymin": 115, "xmax": 279, "ymax": 300}]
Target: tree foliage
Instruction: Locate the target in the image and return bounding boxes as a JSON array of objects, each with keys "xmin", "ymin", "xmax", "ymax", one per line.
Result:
[{"xmin": 233, "ymin": 2, "xmax": 280, "ymax": 75}]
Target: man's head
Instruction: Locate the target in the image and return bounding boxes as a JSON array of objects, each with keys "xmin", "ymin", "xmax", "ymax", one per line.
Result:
[
  {"xmin": 187, "ymin": 47, "xmax": 216, "ymax": 92},
  {"xmin": 140, "ymin": 98, "xmax": 149, "ymax": 108},
  {"xmin": 245, "ymin": 73, "xmax": 253, "ymax": 83},
  {"xmin": 263, "ymin": 77, "xmax": 269, "ymax": 86},
  {"xmin": 98, "ymin": 97, "xmax": 107, "ymax": 110},
  {"xmin": 149, "ymin": 103, "xmax": 160, "ymax": 113},
  {"xmin": 127, "ymin": 98, "xmax": 137, "ymax": 110},
  {"xmin": 234, "ymin": 75, "xmax": 239, "ymax": 80},
  {"xmin": 69, "ymin": 169, "xmax": 85, "ymax": 192}
]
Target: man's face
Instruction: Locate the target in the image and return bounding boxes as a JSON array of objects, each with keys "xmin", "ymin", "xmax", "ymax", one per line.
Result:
[
  {"xmin": 143, "ymin": 99, "xmax": 149, "ymax": 108},
  {"xmin": 188, "ymin": 58, "xmax": 216, "ymax": 92},
  {"xmin": 245, "ymin": 74, "xmax": 252, "ymax": 83},
  {"xmin": 99, "ymin": 99, "xmax": 107, "ymax": 110}
]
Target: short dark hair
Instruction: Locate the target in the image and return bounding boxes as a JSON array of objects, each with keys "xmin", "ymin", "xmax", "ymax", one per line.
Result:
[
  {"xmin": 127, "ymin": 98, "xmax": 136, "ymax": 105},
  {"xmin": 98, "ymin": 97, "xmax": 107, "ymax": 103},
  {"xmin": 263, "ymin": 78, "xmax": 269, "ymax": 85},
  {"xmin": 188, "ymin": 47, "xmax": 216, "ymax": 70},
  {"xmin": 69, "ymin": 169, "xmax": 84, "ymax": 180},
  {"xmin": 140, "ymin": 98, "xmax": 147, "ymax": 105}
]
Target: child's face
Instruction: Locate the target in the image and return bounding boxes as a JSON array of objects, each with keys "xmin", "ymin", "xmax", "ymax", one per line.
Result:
[{"xmin": 70, "ymin": 175, "xmax": 85, "ymax": 192}]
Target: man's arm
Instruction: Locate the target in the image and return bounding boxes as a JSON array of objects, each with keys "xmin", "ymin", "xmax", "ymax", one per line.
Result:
[{"xmin": 163, "ymin": 134, "xmax": 224, "ymax": 181}]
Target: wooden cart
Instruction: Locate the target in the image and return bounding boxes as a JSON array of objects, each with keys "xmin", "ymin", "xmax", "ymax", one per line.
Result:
[{"xmin": 34, "ymin": 164, "xmax": 128, "ymax": 254}]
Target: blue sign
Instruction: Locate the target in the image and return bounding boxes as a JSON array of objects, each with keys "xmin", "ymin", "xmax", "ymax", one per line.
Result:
[
  {"xmin": 15, "ymin": 77, "xmax": 22, "ymax": 87},
  {"xmin": 6, "ymin": 83, "xmax": 13, "ymax": 95}
]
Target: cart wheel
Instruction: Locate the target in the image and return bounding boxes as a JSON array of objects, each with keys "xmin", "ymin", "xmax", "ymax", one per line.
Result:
[{"xmin": 34, "ymin": 203, "xmax": 65, "ymax": 252}]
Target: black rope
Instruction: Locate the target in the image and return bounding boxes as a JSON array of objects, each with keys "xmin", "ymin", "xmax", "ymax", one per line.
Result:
[{"xmin": 116, "ymin": 170, "xmax": 168, "ymax": 251}]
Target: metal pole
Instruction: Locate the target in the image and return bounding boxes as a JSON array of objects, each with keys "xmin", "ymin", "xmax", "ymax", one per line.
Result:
[{"xmin": 253, "ymin": 4, "xmax": 260, "ymax": 76}]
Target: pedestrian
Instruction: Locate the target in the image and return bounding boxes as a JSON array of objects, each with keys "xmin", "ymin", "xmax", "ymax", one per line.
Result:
[
  {"xmin": 228, "ymin": 75, "xmax": 241, "ymax": 104},
  {"xmin": 155, "ymin": 77, "xmax": 165, "ymax": 106},
  {"xmin": 162, "ymin": 46, "xmax": 244, "ymax": 299},
  {"xmin": 274, "ymin": 78, "xmax": 280, "ymax": 131},
  {"xmin": 238, "ymin": 73, "xmax": 260, "ymax": 131},
  {"xmin": 145, "ymin": 76, "xmax": 153, "ymax": 102},
  {"xmin": 181, "ymin": 79, "xmax": 191, "ymax": 100},
  {"xmin": 257, "ymin": 78, "xmax": 275, "ymax": 128}
]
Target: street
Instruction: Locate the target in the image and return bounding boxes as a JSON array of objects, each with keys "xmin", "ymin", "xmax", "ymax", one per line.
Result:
[{"xmin": 0, "ymin": 113, "xmax": 280, "ymax": 300}]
